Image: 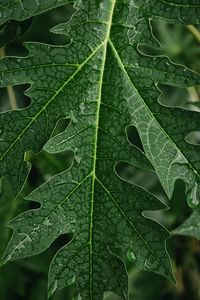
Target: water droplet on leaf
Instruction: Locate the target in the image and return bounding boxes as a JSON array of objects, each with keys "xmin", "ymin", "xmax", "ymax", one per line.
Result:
[{"xmin": 127, "ymin": 249, "xmax": 136, "ymax": 262}]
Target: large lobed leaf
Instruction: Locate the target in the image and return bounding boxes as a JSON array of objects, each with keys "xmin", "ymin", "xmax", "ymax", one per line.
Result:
[{"xmin": 1, "ymin": 0, "xmax": 200, "ymax": 299}]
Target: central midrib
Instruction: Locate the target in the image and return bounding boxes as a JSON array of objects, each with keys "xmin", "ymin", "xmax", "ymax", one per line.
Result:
[{"xmin": 89, "ymin": 0, "xmax": 116, "ymax": 298}]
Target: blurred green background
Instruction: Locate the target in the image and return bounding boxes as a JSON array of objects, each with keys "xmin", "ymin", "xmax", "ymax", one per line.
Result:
[{"xmin": 0, "ymin": 3, "xmax": 200, "ymax": 300}]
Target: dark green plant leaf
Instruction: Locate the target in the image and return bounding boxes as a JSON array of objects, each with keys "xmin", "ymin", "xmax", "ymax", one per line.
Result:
[
  {"xmin": 172, "ymin": 209, "xmax": 200, "ymax": 240},
  {"xmin": 0, "ymin": 0, "xmax": 69, "ymax": 25},
  {"xmin": 0, "ymin": 19, "xmax": 32, "ymax": 48},
  {"xmin": 1, "ymin": 0, "xmax": 200, "ymax": 299}
]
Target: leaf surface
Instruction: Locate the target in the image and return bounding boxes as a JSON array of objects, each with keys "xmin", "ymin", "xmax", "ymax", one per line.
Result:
[
  {"xmin": 173, "ymin": 209, "xmax": 200, "ymax": 240},
  {"xmin": 0, "ymin": 0, "xmax": 69, "ymax": 25},
  {"xmin": 1, "ymin": 0, "xmax": 200, "ymax": 299}
]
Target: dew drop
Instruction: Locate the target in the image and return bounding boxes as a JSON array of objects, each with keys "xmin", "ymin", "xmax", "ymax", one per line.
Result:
[
  {"xmin": 127, "ymin": 249, "xmax": 136, "ymax": 262},
  {"xmin": 187, "ymin": 182, "xmax": 199, "ymax": 208}
]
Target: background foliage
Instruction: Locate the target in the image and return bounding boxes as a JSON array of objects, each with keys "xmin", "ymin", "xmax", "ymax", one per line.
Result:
[{"xmin": 0, "ymin": 3, "xmax": 200, "ymax": 300}]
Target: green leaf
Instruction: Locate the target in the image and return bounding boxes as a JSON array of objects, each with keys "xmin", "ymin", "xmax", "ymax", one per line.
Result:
[
  {"xmin": 0, "ymin": 19, "xmax": 32, "ymax": 48},
  {"xmin": 0, "ymin": 0, "xmax": 69, "ymax": 25},
  {"xmin": 172, "ymin": 209, "xmax": 200, "ymax": 240},
  {"xmin": 1, "ymin": 0, "xmax": 200, "ymax": 299}
]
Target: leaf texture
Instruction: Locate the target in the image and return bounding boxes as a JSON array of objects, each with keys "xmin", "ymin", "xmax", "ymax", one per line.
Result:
[
  {"xmin": 1, "ymin": 0, "xmax": 200, "ymax": 299},
  {"xmin": 0, "ymin": 0, "xmax": 69, "ymax": 25},
  {"xmin": 173, "ymin": 209, "xmax": 200, "ymax": 240}
]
